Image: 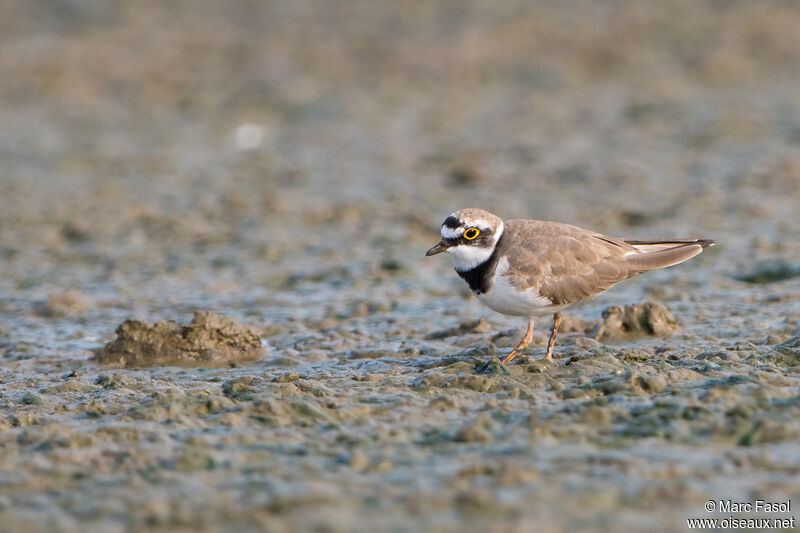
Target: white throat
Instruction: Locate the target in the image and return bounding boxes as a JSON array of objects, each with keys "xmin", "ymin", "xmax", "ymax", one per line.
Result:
[{"xmin": 448, "ymin": 223, "xmax": 504, "ymax": 272}]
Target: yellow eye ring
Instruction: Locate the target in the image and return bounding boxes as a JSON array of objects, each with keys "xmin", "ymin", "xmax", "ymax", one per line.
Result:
[{"xmin": 464, "ymin": 228, "xmax": 480, "ymax": 240}]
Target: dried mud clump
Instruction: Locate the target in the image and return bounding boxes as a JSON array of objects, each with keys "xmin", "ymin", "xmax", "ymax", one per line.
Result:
[
  {"xmin": 594, "ymin": 301, "xmax": 680, "ymax": 341},
  {"xmin": 93, "ymin": 311, "xmax": 263, "ymax": 367}
]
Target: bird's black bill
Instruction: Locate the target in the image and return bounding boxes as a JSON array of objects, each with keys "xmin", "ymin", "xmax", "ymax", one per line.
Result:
[{"xmin": 426, "ymin": 240, "xmax": 451, "ymax": 256}]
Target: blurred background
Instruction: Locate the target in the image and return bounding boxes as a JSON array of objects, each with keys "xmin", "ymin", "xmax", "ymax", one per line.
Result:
[
  {"xmin": 1, "ymin": 1, "xmax": 800, "ymax": 531},
  {"xmin": 2, "ymin": 0, "xmax": 799, "ymax": 295}
]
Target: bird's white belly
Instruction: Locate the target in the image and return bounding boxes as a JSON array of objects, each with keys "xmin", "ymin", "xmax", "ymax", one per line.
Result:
[{"xmin": 474, "ymin": 274, "xmax": 555, "ymax": 317}]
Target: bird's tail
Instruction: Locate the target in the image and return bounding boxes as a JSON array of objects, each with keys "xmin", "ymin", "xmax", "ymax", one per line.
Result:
[{"xmin": 622, "ymin": 239, "xmax": 716, "ymax": 272}]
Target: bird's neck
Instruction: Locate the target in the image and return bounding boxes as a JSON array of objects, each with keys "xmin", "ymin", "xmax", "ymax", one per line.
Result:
[
  {"xmin": 454, "ymin": 230, "xmax": 505, "ymax": 294},
  {"xmin": 451, "ymin": 245, "xmax": 495, "ymax": 272}
]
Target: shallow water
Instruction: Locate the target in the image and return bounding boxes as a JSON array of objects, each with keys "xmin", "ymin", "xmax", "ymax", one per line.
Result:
[{"xmin": 2, "ymin": 1, "xmax": 800, "ymax": 531}]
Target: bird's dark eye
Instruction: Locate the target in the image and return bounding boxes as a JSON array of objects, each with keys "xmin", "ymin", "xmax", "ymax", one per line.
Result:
[{"xmin": 464, "ymin": 228, "xmax": 480, "ymax": 240}]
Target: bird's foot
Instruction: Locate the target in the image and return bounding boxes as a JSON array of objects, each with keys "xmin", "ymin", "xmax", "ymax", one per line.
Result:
[{"xmin": 501, "ymin": 349, "xmax": 522, "ymax": 365}]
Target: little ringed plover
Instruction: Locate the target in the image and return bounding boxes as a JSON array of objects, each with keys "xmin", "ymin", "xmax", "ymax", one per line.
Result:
[{"xmin": 426, "ymin": 208, "xmax": 715, "ymax": 365}]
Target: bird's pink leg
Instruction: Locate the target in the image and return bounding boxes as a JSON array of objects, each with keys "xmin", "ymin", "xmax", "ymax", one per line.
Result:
[
  {"xmin": 501, "ymin": 319, "xmax": 534, "ymax": 365},
  {"xmin": 544, "ymin": 312, "xmax": 562, "ymax": 361}
]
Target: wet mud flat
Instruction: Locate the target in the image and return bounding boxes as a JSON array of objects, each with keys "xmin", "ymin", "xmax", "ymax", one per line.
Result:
[
  {"xmin": 3, "ymin": 300, "xmax": 800, "ymax": 533},
  {"xmin": 3, "ymin": 1, "xmax": 800, "ymax": 532}
]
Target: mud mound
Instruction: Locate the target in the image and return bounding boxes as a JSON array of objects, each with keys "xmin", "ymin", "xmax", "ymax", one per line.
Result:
[
  {"xmin": 93, "ymin": 311, "xmax": 263, "ymax": 367},
  {"xmin": 594, "ymin": 302, "xmax": 680, "ymax": 341}
]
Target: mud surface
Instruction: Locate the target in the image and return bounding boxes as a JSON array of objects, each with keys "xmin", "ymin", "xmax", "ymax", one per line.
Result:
[{"xmin": 2, "ymin": 1, "xmax": 800, "ymax": 532}]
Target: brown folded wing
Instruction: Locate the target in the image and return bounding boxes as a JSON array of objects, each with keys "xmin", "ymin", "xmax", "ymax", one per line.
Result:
[{"xmin": 501, "ymin": 220, "xmax": 710, "ymax": 305}]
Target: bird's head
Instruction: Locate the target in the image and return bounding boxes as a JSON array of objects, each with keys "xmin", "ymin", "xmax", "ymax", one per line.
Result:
[{"xmin": 426, "ymin": 208, "xmax": 504, "ymax": 271}]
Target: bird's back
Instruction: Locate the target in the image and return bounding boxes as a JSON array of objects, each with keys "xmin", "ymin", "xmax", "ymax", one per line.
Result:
[{"xmin": 498, "ymin": 219, "xmax": 712, "ymax": 305}]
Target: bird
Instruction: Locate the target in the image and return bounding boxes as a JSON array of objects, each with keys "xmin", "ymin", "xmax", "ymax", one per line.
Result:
[{"xmin": 426, "ymin": 208, "xmax": 715, "ymax": 365}]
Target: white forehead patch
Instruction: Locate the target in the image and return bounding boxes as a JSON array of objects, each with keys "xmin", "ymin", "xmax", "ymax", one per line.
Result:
[{"xmin": 441, "ymin": 226, "xmax": 463, "ymax": 239}]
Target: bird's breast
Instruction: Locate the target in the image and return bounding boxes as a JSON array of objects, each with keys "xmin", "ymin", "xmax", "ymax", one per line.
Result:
[{"xmin": 472, "ymin": 257, "xmax": 573, "ymax": 318}]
